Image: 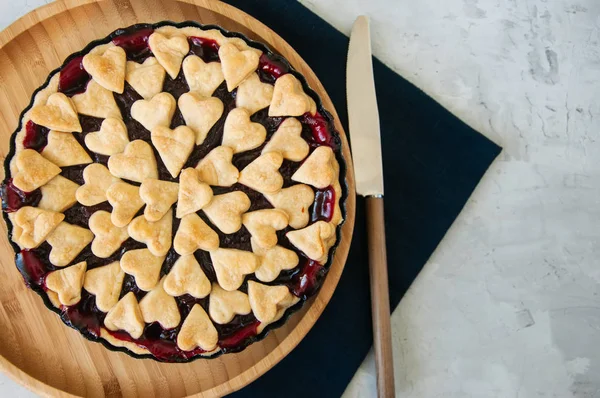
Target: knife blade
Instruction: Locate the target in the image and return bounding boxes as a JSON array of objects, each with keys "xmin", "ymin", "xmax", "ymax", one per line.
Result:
[
  {"xmin": 347, "ymin": 16, "xmax": 395, "ymax": 398},
  {"xmin": 347, "ymin": 15, "xmax": 384, "ymax": 197}
]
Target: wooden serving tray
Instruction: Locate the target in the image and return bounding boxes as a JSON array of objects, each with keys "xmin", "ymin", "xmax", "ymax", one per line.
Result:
[{"xmin": 0, "ymin": 0, "xmax": 355, "ymax": 397}]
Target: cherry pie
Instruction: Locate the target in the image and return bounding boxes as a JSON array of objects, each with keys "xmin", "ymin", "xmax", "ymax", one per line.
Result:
[{"xmin": 1, "ymin": 22, "xmax": 346, "ymax": 362}]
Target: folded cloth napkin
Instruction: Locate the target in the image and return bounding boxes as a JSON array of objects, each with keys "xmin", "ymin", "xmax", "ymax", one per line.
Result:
[{"xmin": 222, "ymin": 1, "xmax": 502, "ymax": 396}]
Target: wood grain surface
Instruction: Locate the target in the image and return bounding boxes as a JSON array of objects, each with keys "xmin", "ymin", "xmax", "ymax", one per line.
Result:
[
  {"xmin": 0, "ymin": 0, "xmax": 356, "ymax": 397},
  {"xmin": 365, "ymin": 197, "xmax": 394, "ymax": 398}
]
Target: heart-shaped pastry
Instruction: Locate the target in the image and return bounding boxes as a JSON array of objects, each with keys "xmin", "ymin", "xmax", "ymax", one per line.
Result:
[
  {"xmin": 291, "ymin": 146, "xmax": 338, "ymax": 189},
  {"xmin": 247, "ymin": 281, "xmax": 296, "ymax": 324},
  {"xmin": 210, "ymin": 248, "xmax": 259, "ymax": 291},
  {"xmin": 157, "ymin": 26, "xmax": 226, "ymax": 44},
  {"xmin": 42, "ymin": 290, "xmax": 66, "ymax": 308},
  {"xmin": 173, "ymin": 213, "xmax": 219, "ymax": 255},
  {"xmin": 177, "ymin": 304, "xmax": 218, "ymax": 351},
  {"xmin": 83, "ymin": 46, "xmax": 126, "ymax": 93},
  {"xmin": 176, "ymin": 168, "xmax": 213, "ymax": 218},
  {"xmin": 286, "ymin": 220, "xmax": 336, "ymax": 264},
  {"xmin": 218, "ymin": 42, "xmax": 260, "ymax": 91},
  {"xmin": 41, "ymin": 131, "xmax": 92, "ymax": 167},
  {"xmin": 29, "ymin": 92, "xmax": 82, "ymax": 132},
  {"xmin": 264, "ymin": 184, "xmax": 315, "ymax": 229},
  {"xmin": 238, "ymin": 152, "xmax": 284, "ymax": 194},
  {"xmin": 120, "ymin": 248, "xmax": 165, "ymax": 291},
  {"xmin": 105, "ymin": 181, "xmax": 144, "ymax": 227},
  {"xmin": 13, "ymin": 149, "xmax": 61, "ymax": 192},
  {"xmin": 13, "ymin": 206, "xmax": 64, "ymax": 249},
  {"xmin": 139, "ymin": 179, "xmax": 179, "ymax": 222},
  {"xmin": 236, "ymin": 73, "xmax": 274, "ymax": 115},
  {"xmin": 148, "ymin": 32, "xmax": 189, "ymax": 79},
  {"xmin": 46, "ymin": 222, "xmax": 94, "ymax": 267},
  {"xmin": 72, "ymin": 80, "xmax": 122, "ymax": 119},
  {"xmin": 45, "ymin": 261, "xmax": 87, "ymax": 306},
  {"xmin": 242, "ymin": 209, "xmax": 288, "ymax": 249},
  {"xmin": 203, "ymin": 191, "xmax": 250, "ymax": 234},
  {"xmin": 139, "ymin": 277, "xmax": 181, "ymax": 329},
  {"xmin": 182, "ymin": 55, "xmax": 224, "ymax": 97},
  {"xmin": 89, "ymin": 210, "xmax": 129, "ymax": 258},
  {"xmin": 163, "ymin": 255, "xmax": 211, "ymax": 298},
  {"xmin": 76, "ymin": 164, "xmax": 121, "ymax": 206},
  {"xmin": 128, "ymin": 209, "xmax": 173, "ymax": 257},
  {"xmin": 151, "ymin": 125, "xmax": 195, "ymax": 178},
  {"xmin": 83, "ymin": 261, "xmax": 124, "ymax": 312},
  {"xmin": 221, "ymin": 108, "xmax": 267, "ymax": 153},
  {"xmin": 195, "ymin": 146, "xmax": 239, "ymax": 187},
  {"xmin": 125, "ymin": 57, "xmax": 166, "ymax": 100},
  {"xmin": 38, "ymin": 176, "xmax": 79, "ymax": 213},
  {"xmin": 178, "ymin": 92, "xmax": 224, "ymax": 145},
  {"xmin": 104, "ymin": 292, "xmax": 145, "ymax": 339},
  {"xmin": 130, "ymin": 92, "xmax": 176, "ymax": 132},
  {"xmin": 108, "ymin": 140, "xmax": 158, "ymax": 183},
  {"xmin": 269, "ymin": 74, "xmax": 316, "ymax": 117},
  {"xmin": 262, "ymin": 118, "xmax": 309, "ymax": 161},
  {"xmin": 208, "ymin": 283, "xmax": 251, "ymax": 324},
  {"xmin": 85, "ymin": 118, "xmax": 129, "ymax": 156},
  {"xmin": 225, "ymin": 37, "xmax": 263, "ymax": 56},
  {"xmin": 251, "ymin": 239, "xmax": 299, "ymax": 283}
]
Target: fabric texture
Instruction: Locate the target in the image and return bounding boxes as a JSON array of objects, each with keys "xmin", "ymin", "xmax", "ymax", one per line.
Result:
[{"xmin": 220, "ymin": 1, "xmax": 502, "ymax": 396}]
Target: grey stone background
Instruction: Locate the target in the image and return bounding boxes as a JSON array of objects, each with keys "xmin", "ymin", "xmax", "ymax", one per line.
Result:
[{"xmin": 1, "ymin": 0, "xmax": 599, "ymax": 397}]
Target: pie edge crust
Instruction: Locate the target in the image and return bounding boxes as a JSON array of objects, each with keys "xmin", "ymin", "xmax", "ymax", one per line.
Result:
[{"xmin": 2, "ymin": 21, "xmax": 348, "ymax": 362}]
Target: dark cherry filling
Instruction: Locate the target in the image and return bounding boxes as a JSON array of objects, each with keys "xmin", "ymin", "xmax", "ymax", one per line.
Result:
[
  {"xmin": 79, "ymin": 114, "xmax": 104, "ymax": 134},
  {"xmin": 112, "ymin": 27, "xmax": 154, "ymax": 62},
  {"xmin": 106, "ymin": 327, "xmax": 207, "ymax": 362},
  {"xmin": 312, "ymin": 185, "xmax": 336, "ymax": 223},
  {"xmin": 62, "ymin": 290, "xmax": 104, "ymax": 338},
  {"xmin": 6, "ymin": 25, "xmax": 343, "ymax": 361},
  {"xmin": 58, "ymin": 56, "xmax": 91, "ymax": 96},
  {"xmin": 16, "ymin": 249, "xmax": 51, "ymax": 287},
  {"xmin": 188, "ymin": 36, "xmax": 220, "ymax": 63},
  {"xmin": 302, "ymin": 111, "xmax": 338, "ymax": 149},
  {"xmin": 163, "ymin": 71, "xmax": 190, "ymax": 103},
  {"xmin": 290, "ymin": 259, "xmax": 325, "ymax": 298},
  {"xmin": 23, "ymin": 121, "xmax": 49, "ymax": 151},
  {"xmin": 1, "ymin": 179, "xmax": 42, "ymax": 213},
  {"xmin": 258, "ymin": 53, "xmax": 289, "ymax": 83},
  {"xmin": 219, "ymin": 320, "xmax": 260, "ymax": 349}
]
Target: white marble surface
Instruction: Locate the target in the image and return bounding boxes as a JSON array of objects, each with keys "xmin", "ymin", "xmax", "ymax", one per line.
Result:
[{"xmin": 1, "ymin": 0, "xmax": 599, "ymax": 397}]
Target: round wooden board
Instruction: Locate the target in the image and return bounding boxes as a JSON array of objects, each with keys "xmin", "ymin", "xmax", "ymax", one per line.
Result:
[{"xmin": 0, "ymin": 0, "xmax": 356, "ymax": 397}]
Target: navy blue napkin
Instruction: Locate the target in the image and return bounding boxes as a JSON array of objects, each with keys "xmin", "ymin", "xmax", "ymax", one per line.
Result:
[{"xmin": 222, "ymin": 1, "xmax": 502, "ymax": 396}]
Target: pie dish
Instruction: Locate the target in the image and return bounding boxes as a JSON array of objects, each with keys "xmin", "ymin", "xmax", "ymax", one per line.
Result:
[{"xmin": 1, "ymin": 22, "xmax": 346, "ymax": 362}]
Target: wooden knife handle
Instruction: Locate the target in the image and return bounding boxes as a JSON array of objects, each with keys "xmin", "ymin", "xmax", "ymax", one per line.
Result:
[{"xmin": 365, "ymin": 196, "xmax": 395, "ymax": 398}]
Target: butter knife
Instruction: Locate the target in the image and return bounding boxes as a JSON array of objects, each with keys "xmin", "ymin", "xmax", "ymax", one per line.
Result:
[{"xmin": 347, "ymin": 16, "xmax": 395, "ymax": 397}]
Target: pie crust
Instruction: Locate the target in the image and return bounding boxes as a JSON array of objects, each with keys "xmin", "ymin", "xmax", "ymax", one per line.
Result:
[{"xmin": 2, "ymin": 23, "xmax": 346, "ymax": 362}]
